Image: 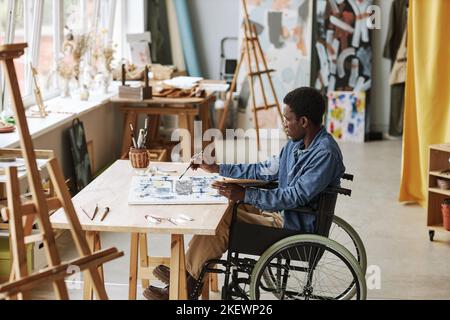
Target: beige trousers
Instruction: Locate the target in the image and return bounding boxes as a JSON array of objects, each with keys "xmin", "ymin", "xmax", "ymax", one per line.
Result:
[{"xmin": 185, "ymin": 203, "xmax": 284, "ymax": 280}]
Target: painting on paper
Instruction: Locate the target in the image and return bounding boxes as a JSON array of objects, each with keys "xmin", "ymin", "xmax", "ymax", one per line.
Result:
[
  {"xmin": 128, "ymin": 175, "xmax": 228, "ymax": 205},
  {"xmin": 327, "ymin": 91, "xmax": 365, "ymax": 142},
  {"xmin": 129, "ymin": 42, "xmax": 152, "ymax": 66},
  {"xmin": 237, "ymin": 0, "xmax": 313, "ymax": 130}
]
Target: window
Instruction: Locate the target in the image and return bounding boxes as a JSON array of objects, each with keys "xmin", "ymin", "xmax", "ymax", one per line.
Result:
[
  {"xmin": 12, "ymin": 0, "xmax": 25, "ymax": 94},
  {"xmin": 0, "ymin": 0, "xmax": 7, "ymax": 112},
  {"xmin": 112, "ymin": 0, "xmax": 124, "ymax": 60},
  {"xmin": 36, "ymin": 0, "xmax": 55, "ymax": 96},
  {"xmin": 0, "ymin": 0, "xmax": 136, "ymax": 113},
  {"xmin": 0, "ymin": 0, "xmax": 7, "ymax": 44},
  {"xmin": 63, "ymin": 0, "xmax": 82, "ymax": 32}
]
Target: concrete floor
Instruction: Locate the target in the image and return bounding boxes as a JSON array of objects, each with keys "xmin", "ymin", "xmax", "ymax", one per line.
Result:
[{"xmin": 30, "ymin": 138, "xmax": 450, "ymax": 300}]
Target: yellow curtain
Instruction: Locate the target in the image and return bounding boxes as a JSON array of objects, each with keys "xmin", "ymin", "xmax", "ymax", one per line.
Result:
[{"xmin": 399, "ymin": 0, "xmax": 450, "ymax": 206}]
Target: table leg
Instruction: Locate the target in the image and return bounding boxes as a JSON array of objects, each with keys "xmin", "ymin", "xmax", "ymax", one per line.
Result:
[
  {"xmin": 147, "ymin": 115, "xmax": 160, "ymax": 143},
  {"xmin": 201, "ymin": 274, "xmax": 210, "ymax": 300},
  {"xmin": 0, "ymin": 183, "xmax": 5, "ymax": 200},
  {"xmin": 199, "ymin": 97, "xmax": 214, "ymax": 132},
  {"xmin": 95, "ymin": 233, "xmax": 104, "ymax": 282},
  {"xmin": 83, "ymin": 231, "xmax": 97, "ymax": 300},
  {"xmin": 128, "ymin": 233, "xmax": 139, "ymax": 300},
  {"xmin": 139, "ymin": 233, "xmax": 150, "ymax": 289},
  {"xmin": 121, "ymin": 110, "xmax": 138, "ymax": 157},
  {"xmin": 169, "ymin": 234, "xmax": 188, "ymax": 300},
  {"xmin": 210, "ymin": 270, "xmax": 219, "ymax": 292}
]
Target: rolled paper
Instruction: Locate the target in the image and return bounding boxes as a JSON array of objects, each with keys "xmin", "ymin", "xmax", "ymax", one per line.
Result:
[
  {"xmin": 329, "ymin": 38, "xmax": 340, "ymax": 75},
  {"xmin": 361, "ymin": 79, "xmax": 371, "ymax": 91},
  {"xmin": 315, "ymin": 76, "xmax": 323, "ymax": 90},
  {"xmin": 348, "ymin": 0, "xmax": 361, "ymax": 48},
  {"xmin": 353, "ymin": 76, "xmax": 365, "ymax": 92},
  {"xmin": 316, "ymin": 42, "xmax": 330, "ymax": 86},
  {"xmin": 356, "ymin": 47, "xmax": 372, "ymax": 77},
  {"xmin": 330, "ymin": 15, "xmax": 354, "ymax": 34},
  {"xmin": 328, "ymin": 75, "xmax": 336, "ymax": 93},
  {"xmin": 349, "ymin": 0, "xmax": 371, "ymax": 47},
  {"xmin": 328, "ymin": 0, "xmax": 340, "ymax": 15},
  {"xmin": 358, "ymin": 0, "xmax": 371, "ymax": 43},
  {"xmin": 349, "ymin": 58, "xmax": 359, "ymax": 88}
]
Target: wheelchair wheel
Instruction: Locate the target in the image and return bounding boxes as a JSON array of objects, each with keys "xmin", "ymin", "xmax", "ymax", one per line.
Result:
[
  {"xmin": 249, "ymin": 235, "xmax": 367, "ymax": 300},
  {"xmin": 329, "ymin": 215, "xmax": 367, "ymax": 274}
]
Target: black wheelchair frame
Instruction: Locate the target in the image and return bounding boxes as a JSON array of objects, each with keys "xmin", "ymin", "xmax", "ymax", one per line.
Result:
[{"xmin": 189, "ymin": 174, "xmax": 356, "ymax": 300}]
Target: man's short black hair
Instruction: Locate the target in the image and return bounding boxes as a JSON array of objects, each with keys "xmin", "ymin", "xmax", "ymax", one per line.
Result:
[{"xmin": 283, "ymin": 87, "xmax": 326, "ymax": 126}]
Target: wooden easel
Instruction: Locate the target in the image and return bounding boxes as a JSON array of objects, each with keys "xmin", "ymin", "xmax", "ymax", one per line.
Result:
[
  {"xmin": 29, "ymin": 63, "xmax": 48, "ymax": 118},
  {"xmin": 0, "ymin": 43, "xmax": 123, "ymax": 300},
  {"xmin": 218, "ymin": 0, "xmax": 283, "ymax": 149}
]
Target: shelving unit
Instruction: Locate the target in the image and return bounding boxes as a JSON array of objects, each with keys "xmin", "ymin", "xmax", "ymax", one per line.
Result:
[{"xmin": 427, "ymin": 144, "xmax": 450, "ymax": 241}]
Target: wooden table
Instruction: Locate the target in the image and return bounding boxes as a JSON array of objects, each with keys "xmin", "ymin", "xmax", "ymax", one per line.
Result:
[
  {"xmin": 50, "ymin": 160, "xmax": 228, "ymax": 300},
  {"xmin": 110, "ymin": 94, "xmax": 216, "ymax": 162}
]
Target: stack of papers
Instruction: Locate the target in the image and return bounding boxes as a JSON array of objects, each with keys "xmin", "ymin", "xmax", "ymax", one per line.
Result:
[{"xmin": 163, "ymin": 77, "xmax": 204, "ymax": 90}]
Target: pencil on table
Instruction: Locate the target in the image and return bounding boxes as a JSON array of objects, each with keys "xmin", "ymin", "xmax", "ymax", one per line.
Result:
[{"xmin": 100, "ymin": 207, "xmax": 110, "ymax": 222}]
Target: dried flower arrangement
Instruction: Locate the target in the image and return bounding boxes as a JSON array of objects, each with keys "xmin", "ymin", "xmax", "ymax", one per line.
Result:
[
  {"xmin": 102, "ymin": 42, "xmax": 116, "ymax": 74},
  {"xmin": 57, "ymin": 29, "xmax": 91, "ymax": 83}
]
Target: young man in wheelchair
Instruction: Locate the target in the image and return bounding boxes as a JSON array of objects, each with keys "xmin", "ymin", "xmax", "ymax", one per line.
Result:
[{"xmin": 144, "ymin": 87, "xmax": 345, "ymax": 300}]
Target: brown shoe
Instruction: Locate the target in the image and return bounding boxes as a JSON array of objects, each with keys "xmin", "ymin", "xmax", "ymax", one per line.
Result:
[
  {"xmin": 143, "ymin": 285, "xmax": 169, "ymax": 300},
  {"xmin": 151, "ymin": 265, "xmax": 204, "ymax": 300},
  {"xmin": 153, "ymin": 265, "xmax": 170, "ymax": 285}
]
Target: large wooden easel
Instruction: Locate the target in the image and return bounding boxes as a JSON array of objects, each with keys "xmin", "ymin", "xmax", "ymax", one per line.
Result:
[
  {"xmin": 218, "ymin": 0, "xmax": 283, "ymax": 149},
  {"xmin": 0, "ymin": 43, "xmax": 123, "ymax": 300}
]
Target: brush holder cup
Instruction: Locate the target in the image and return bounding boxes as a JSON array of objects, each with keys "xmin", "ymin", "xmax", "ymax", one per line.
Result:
[{"xmin": 129, "ymin": 148, "xmax": 150, "ymax": 169}]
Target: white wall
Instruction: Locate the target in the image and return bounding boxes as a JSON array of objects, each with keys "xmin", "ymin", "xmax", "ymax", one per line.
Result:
[
  {"xmin": 188, "ymin": 0, "xmax": 393, "ymax": 133},
  {"xmin": 187, "ymin": 0, "xmax": 239, "ymax": 79},
  {"xmin": 371, "ymin": 0, "xmax": 393, "ymax": 133},
  {"xmin": 32, "ymin": 103, "xmax": 123, "ymax": 183}
]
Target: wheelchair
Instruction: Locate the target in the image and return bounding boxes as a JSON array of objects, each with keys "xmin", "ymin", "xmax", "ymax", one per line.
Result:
[{"xmin": 191, "ymin": 174, "xmax": 367, "ymax": 300}]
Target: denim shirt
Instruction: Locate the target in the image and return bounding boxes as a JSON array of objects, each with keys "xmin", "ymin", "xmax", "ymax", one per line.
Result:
[{"xmin": 219, "ymin": 127, "xmax": 345, "ymax": 232}]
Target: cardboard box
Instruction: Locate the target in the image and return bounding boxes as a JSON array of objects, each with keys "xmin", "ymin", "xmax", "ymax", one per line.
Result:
[
  {"xmin": 0, "ymin": 237, "xmax": 33, "ymax": 281},
  {"xmin": 119, "ymin": 85, "xmax": 152, "ymax": 100}
]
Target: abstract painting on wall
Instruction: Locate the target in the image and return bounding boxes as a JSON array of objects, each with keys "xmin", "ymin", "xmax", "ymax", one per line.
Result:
[
  {"xmin": 327, "ymin": 91, "xmax": 366, "ymax": 142},
  {"xmin": 314, "ymin": 0, "xmax": 373, "ymax": 92},
  {"xmin": 313, "ymin": 0, "xmax": 373, "ymax": 139},
  {"xmin": 237, "ymin": 0, "xmax": 313, "ymax": 130}
]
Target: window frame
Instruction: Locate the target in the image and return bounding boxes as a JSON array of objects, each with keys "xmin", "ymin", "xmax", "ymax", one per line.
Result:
[{"xmin": 0, "ymin": 0, "xmax": 126, "ymax": 113}]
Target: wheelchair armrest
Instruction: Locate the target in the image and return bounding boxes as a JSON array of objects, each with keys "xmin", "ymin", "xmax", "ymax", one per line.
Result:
[
  {"xmin": 231, "ymin": 201, "xmax": 318, "ymax": 219},
  {"xmin": 342, "ymin": 173, "xmax": 354, "ymax": 181},
  {"xmin": 324, "ymin": 186, "xmax": 352, "ymax": 197},
  {"xmin": 289, "ymin": 207, "xmax": 318, "ymax": 214},
  {"xmin": 243, "ymin": 181, "xmax": 278, "ymax": 189}
]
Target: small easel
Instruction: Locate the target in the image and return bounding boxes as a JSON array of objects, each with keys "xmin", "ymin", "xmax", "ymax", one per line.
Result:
[
  {"xmin": 0, "ymin": 43, "xmax": 123, "ymax": 300},
  {"xmin": 218, "ymin": 0, "xmax": 283, "ymax": 149},
  {"xmin": 29, "ymin": 63, "xmax": 48, "ymax": 118}
]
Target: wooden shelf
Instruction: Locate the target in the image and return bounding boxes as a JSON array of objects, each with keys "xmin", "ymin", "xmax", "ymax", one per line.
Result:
[
  {"xmin": 430, "ymin": 171, "xmax": 450, "ymax": 179},
  {"xmin": 429, "ymin": 187, "xmax": 450, "ymax": 197},
  {"xmin": 427, "ymin": 144, "xmax": 450, "ymax": 237},
  {"xmin": 428, "ymin": 224, "xmax": 445, "ymax": 229},
  {"xmin": 430, "ymin": 144, "xmax": 450, "ymax": 153}
]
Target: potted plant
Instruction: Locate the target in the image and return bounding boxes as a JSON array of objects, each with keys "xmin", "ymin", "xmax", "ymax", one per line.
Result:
[{"xmin": 443, "ymin": 198, "xmax": 450, "ymax": 231}]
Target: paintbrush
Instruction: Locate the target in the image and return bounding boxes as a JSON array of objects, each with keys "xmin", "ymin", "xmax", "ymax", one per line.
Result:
[
  {"xmin": 129, "ymin": 123, "xmax": 137, "ymax": 148},
  {"xmin": 179, "ymin": 152, "xmax": 203, "ymax": 180}
]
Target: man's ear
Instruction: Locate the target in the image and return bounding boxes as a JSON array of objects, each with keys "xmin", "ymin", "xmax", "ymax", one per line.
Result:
[{"xmin": 300, "ymin": 116, "xmax": 309, "ymax": 128}]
